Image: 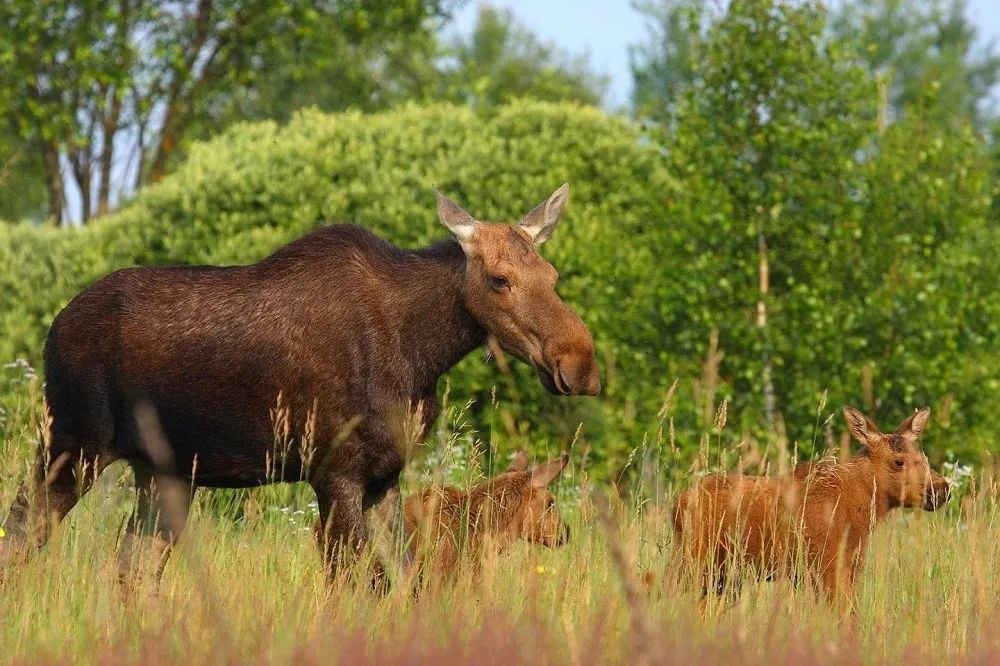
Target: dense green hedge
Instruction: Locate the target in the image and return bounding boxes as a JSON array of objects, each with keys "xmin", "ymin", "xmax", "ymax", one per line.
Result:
[{"xmin": 0, "ymin": 98, "xmax": 996, "ymax": 475}]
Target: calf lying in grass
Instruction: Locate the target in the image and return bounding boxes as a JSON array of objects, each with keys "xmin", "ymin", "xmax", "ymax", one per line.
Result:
[
  {"xmin": 673, "ymin": 407, "xmax": 950, "ymax": 610},
  {"xmin": 315, "ymin": 452, "xmax": 570, "ymax": 583}
]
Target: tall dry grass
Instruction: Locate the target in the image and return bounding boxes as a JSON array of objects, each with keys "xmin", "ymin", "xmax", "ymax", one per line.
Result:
[{"xmin": 0, "ymin": 369, "xmax": 997, "ymax": 665}]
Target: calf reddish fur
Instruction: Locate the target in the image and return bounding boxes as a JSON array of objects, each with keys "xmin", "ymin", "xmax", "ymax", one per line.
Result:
[
  {"xmin": 673, "ymin": 407, "xmax": 949, "ymax": 608},
  {"xmin": 402, "ymin": 453, "xmax": 570, "ymax": 579},
  {"xmin": 1, "ymin": 186, "xmax": 598, "ymax": 580}
]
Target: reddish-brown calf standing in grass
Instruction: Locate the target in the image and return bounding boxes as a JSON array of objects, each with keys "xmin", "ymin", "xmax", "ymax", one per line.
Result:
[
  {"xmin": 1, "ymin": 184, "xmax": 599, "ymax": 583},
  {"xmin": 673, "ymin": 407, "xmax": 950, "ymax": 609},
  {"xmin": 403, "ymin": 452, "xmax": 570, "ymax": 580},
  {"xmin": 314, "ymin": 451, "xmax": 571, "ymax": 581}
]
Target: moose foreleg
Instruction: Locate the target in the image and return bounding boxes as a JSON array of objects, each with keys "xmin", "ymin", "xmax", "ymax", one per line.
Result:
[{"xmin": 313, "ymin": 476, "xmax": 367, "ymax": 582}]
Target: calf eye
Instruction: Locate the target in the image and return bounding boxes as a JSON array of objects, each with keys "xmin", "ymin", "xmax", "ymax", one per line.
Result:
[
  {"xmin": 488, "ymin": 275, "xmax": 509, "ymax": 291},
  {"xmin": 894, "ymin": 458, "xmax": 905, "ymax": 470}
]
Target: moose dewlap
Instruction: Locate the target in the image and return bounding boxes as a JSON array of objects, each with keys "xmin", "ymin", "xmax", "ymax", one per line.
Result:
[{"xmin": 673, "ymin": 406, "xmax": 950, "ymax": 607}]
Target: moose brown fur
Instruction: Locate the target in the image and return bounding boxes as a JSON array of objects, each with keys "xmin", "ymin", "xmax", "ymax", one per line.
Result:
[
  {"xmin": 1, "ymin": 185, "xmax": 598, "ymax": 583},
  {"xmin": 673, "ymin": 407, "xmax": 950, "ymax": 609}
]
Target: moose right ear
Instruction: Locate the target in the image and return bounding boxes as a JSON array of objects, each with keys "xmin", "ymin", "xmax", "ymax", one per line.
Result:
[
  {"xmin": 436, "ymin": 189, "xmax": 479, "ymax": 251},
  {"xmin": 843, "ymin": 406, "xmax": 881, "ymax": 445},
  {"xmin": 529, "ymin": 454, "xmax": 569, "ymax": 488},
  {"xmin": 506, "ymin": 449, "xmax": 529, "ymax": 473}
]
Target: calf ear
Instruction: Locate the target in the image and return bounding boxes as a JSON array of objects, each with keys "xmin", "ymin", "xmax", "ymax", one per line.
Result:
[
  {"xmin": 506, "ymin": 449, "xmax": 529, "ymax": 473},
  {"xmin": 843, "ymin": 406, "xmax": 881, "ymax": 445},
  {"xmin": 436, "ymin": 189, "xmax": 479, "ymax": 250},
  {"xmin": 529, "ymin": 454, "xmax": 569, "ymax": 488},
  {"xmin": 518, "ymin": 183, "xmax": 569, "ymax": 245},
  {"xmin": 897, "ymin": 407, "xmax": 931, "ymax": 439}
]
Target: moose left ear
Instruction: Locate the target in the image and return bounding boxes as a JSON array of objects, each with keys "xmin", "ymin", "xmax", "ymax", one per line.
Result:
[
  {"xmin": 897, "ymin": 407, "xmax": 931, "ymax": 439},
  {"xmin": 517, "ymin": 183, "xmax": 569, "ymax": 245},
  {"xmin": 529, "ymin": 453, "xmax": 569, "ymax": 488}
]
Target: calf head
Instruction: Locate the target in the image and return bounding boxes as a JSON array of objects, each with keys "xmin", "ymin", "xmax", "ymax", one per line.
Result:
[
  {"xmin": 503, "ymin": 453, "xmax": 570, "ymax": 547},
  {"xmin": 843, "ymin": 406, "xmax": 950, "ymax": 511},
  {"xmin": 436, "ymin": 185, "xmax": 600, "ymax": 396}
]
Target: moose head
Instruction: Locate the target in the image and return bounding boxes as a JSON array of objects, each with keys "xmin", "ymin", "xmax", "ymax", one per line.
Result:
[
  {"xmin": 843, "ymin": 406, "xmax": 950, "ymax": 511},
  {"xmin": 436, "ymin": 185, "xmax": 600, "ymax": 396}
]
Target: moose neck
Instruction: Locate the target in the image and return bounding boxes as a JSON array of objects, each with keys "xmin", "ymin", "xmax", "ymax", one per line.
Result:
[
  {"xmin": 397, "ymin": 240, "xmax": 486, "ymax": 393},
  {"xmin": 841, "ymin": 457, "xmax": 893, "ymax": 523}
]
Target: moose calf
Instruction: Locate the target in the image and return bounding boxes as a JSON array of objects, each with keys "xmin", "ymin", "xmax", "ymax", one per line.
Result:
[
  {"xmin": 673, "ymin": 407, "xmax": 950, "ymax": 610},
  {"xmin": 316, "ymin": 452, "xmax": 570, "ymax": 583}
]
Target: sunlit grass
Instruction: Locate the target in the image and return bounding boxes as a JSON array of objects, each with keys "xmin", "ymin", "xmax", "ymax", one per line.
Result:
[{"xmin": 0, "ymin": 378, "xmax": 997, "ymax": 664}]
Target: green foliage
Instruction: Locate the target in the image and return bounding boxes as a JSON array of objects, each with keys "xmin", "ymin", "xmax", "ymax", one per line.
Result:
[
  {"xmin": 830, "ymin": 0, "xmax": 1000, "ymax": 127},
  {"xmin": 0, "ymin": 0, "xmax": 450, "ymax": 223},
  {"xmin": 0, "ymin": 132, "xmax": 47, "ymax": 222},
  {"xmin": 630, "ymin": 0, "xmax": 706, "ymax": 122},
  {"xmin": 433, "ymin": 5, "xmax": 608, "ymax": 109},
  {"xmin": 637, "ymin": 0, "xmax": 997, "ymax": 463}
]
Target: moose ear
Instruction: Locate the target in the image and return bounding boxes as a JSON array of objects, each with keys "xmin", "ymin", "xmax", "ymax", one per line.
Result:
[
  {"xmin": 506, "ymin": 449, "xmax": 529, "ymax": 473},
  {"xmin": 843, "ymin": 406, "xmax": 881, "ymax": 445},
  {"xmin": 517, "ymin": 183, "xmax": 569, "ymax": 245},
  {"xmin": 436, "ymin": 189, "xmax": 479, "ymax": 250},
  {"xmin": 529, "ymin": 454, "xmax": 569, "ymax": 488},
  {"xmin": 897, "ymin": 407, "xmax": 931, "ymax": 439}
]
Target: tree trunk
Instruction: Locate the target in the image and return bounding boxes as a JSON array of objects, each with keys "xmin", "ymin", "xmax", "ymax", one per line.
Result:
[
  {"xmin": 41, "ymin": 141, "xmax": 64, "ymax": 226},
  {"xmin": 148, "ymin": 107, "xmax": 178, "ymax": 185},
  {"xmin": 97, "ymin": 92, "xmax": 122, "ymax": 217},
  {"xmin": 756, "ymin": 225, "xmax": 776, "ymax": 426}
]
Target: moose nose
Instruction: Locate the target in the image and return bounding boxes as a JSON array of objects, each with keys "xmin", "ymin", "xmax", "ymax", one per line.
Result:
[
  {"xmin": 557, "ymin": 355, "xmax": 601, "ymax": 396},
  {"xmin": 923, "ymin": 480, "xmax": 950, "ymax": 511}
]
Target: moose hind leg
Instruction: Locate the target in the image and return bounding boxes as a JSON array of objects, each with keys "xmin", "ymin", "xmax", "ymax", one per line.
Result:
[{"xmin": 117, "ymin": 466, "xmax": 192, "ymax": 587}]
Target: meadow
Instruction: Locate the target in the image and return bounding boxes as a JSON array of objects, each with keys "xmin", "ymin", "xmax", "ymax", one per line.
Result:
[{"xmin": 1, "ymin": 373, "xmax": 996, "ymax": 665}]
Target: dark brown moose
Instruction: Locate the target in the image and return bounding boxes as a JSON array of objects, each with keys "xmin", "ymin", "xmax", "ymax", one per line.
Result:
[
  {"xmin": 0, "ymin": 184, "xmax": 599, "ymax": 583},
  {"xmin": 673, "ymin": 407, "xmax": 950, "ymax": 611}
]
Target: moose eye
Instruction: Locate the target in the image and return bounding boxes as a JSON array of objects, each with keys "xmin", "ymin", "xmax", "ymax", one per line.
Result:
[
  {"xmin": 488, "ymin": 275, "xmax": 509, "ymax": 291},
  {"xmin": 894, "ymin": 458, "xmax": 905, "ymax": 470}
]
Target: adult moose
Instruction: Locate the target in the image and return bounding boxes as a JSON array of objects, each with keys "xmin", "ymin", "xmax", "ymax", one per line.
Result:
[{"xmin": 0, "ymin": 184, "xmax": 599, "ymax": 583}]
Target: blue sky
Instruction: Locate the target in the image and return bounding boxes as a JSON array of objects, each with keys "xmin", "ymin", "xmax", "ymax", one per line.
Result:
[{"xmin": 451, "ymin": 0, "xmax": 1000, "ymax": 109}]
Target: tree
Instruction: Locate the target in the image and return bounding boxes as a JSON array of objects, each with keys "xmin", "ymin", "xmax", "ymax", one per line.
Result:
[
  {"xmin": 638, "ymin": 0, "xmax": 995, "ymax": 460},
  {"xmin": 629, "ymin": 0, "xmax": 706, "ymax": 123},
  {"xmin": 830, "ymin": 0, "xmax": 1000, "ymax": 127},
  {"xmin": 0, "ymin": 1, "xmax": 449, "ymax": 224},
  {"xmin": 435, "ymin": 5, "xmax": 608, "ymax": 109}
]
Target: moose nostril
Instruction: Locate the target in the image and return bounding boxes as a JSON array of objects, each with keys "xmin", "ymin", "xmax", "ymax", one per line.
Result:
[{"xmin": 556, "ymin": 357, "xmax": 600, "ymax": 396}]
